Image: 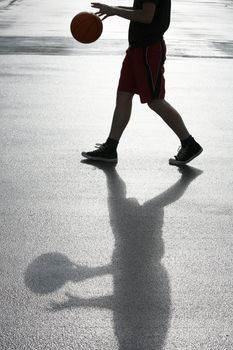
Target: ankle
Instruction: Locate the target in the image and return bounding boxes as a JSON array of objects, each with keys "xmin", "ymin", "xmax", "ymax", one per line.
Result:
[
  {"xmin": 106, "ymin": 137, "xmax": 119, "ymax": 151},
  {"xmin": 181, "ymin": 135, "xmax": 194, "ymax": 147}
]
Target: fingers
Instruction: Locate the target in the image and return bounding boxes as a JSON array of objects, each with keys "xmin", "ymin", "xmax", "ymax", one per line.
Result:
[
  {"xmin": 91, "ymin": 2, "xmax": 107, "ymax": 11},
  {"xmin": 92, "ymin": 3, "xmax": 103, "ymax": 13},
  {"xmin": 91, "ymin": 2, "xmax": 102, "ymax": 9},
  {"xmin": 101, "ymin": 15, "xmax": 108, "ymax": 20},
  {"xmin": 97, "ymin": 14, "xmax": 108, "ymax": 20},
  {"xmin": 94, "ymin": 10, "xmax": 107, "ymax": 20},
  {"xmin": 91, "ymin": 2, "xmax": 112, "ymax": 20}
]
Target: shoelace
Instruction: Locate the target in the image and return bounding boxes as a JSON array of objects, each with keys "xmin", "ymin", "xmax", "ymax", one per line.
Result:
[
  {"xmin": 94, "ymin": 142, "xmax": 108, "ymax": 152},
  {"xmin": 175, "ymin": 145, "xmax": 188, "ymax": 159},
  {"xmin": 95, "ymin": 143, "xmax": 103, "ymax": 148}
]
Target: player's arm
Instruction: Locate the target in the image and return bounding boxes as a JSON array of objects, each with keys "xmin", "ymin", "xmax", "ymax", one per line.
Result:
[
  {"xmin": 91, "ymin": 2, "xmax": 156, "ymax": 24},
  {"xmin": 118, "ymin": 6, "xmax": 133, "ymax": 10}
]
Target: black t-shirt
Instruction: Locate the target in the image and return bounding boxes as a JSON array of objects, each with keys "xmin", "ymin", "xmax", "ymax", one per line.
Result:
[{"xmin": 128, "ymin": 0, "xmax": 171, "ymax": 47}]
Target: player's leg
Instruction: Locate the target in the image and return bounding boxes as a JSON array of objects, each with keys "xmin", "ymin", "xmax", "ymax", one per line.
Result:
[
  {"xmin": 148, "ymin": 98, "xmax": 203, "ymax": 165},
  {"xmin": 81, "ymin": 91, "xmax": 133, "ymax": 162},
  {"xmin": 108, "ymin": 91, "xmax": 133, "ymax": 141},
  {"xmin": 82, "ymin": 48, "xmax": 135, "ymax": 163},
  {"xmin": 147, "ymin": 98, "xmax": 190, "ymax": 141},
  {"xmin": 139, "ymin": 40, "xmax": 203, "ymax": 166}
]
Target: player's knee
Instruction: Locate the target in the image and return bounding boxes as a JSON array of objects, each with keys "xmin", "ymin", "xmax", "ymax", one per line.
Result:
[{"xmin": 148, "ymin": 98, "xmax": 164, "ymax": 111}]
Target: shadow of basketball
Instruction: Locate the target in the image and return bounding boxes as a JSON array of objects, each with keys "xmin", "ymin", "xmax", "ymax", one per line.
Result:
[{"xmin": 25, "ymin": 163, "xmax": 203, "ymax": 349}]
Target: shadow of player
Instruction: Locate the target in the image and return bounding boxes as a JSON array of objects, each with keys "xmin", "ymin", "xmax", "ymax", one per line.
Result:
[{"xmin": 25, "ymin": 163, "xmax": 202, "ymax": 350}]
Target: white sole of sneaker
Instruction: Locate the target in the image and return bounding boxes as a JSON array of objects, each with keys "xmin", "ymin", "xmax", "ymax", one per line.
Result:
[
  {"xmin": 81, "ymin": 152, "xmax": 118, "ymax": 163},
  {"xmin": 169, "ymin": 147, "xmax": 203, "ymax": 166}
]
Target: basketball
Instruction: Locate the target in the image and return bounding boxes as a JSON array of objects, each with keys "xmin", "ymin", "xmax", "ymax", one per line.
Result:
[{"xmin": 70, "ymin": 12, "xmax": 103, "ymax": 44}]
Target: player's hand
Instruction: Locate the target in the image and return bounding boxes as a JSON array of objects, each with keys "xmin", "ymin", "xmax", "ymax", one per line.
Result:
[{"xmin": 91, "ymin": 2, "xmax": 116, "ymax": 20}]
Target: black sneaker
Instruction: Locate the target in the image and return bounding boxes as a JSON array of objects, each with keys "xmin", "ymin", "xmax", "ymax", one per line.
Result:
[
  {"xmin": 81, "ymin": 143, "xmax": 118, "ymax": 163},
  {"xmin": 169, "ymin": 138, "xmax": 203, "ymax": 166}
]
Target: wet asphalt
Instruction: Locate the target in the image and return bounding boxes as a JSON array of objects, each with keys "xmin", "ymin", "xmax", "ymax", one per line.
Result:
[{"xmin": 0, "ymin": 1, "xmax": 233, "ymax": 349}]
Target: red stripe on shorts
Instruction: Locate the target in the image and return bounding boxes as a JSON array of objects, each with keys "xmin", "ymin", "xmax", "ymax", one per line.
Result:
[{"xmin": 118, "ymin": 40, "xmax": 166, "ymax": 103}]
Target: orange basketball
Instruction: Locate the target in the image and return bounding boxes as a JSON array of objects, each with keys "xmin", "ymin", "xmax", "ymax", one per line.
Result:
[{"xmin": 70, "ymin": 12, "xmax": 103, "ymax": 44}]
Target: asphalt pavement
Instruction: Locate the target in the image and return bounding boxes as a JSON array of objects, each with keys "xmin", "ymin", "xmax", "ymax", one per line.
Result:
[{"xmin": 0, "ymin": 1, "xmax": 233, "ymax": 349}]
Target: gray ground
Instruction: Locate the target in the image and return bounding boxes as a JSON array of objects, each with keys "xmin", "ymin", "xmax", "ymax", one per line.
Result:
[{"xmin": 0, "ymin": 1, "xmax": 233, "ymax": 349}]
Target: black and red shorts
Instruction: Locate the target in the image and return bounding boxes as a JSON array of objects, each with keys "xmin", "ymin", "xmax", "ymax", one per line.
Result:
[{"xmin": 117, "ymin": 40, "xmax": 166, "ymax": 103}]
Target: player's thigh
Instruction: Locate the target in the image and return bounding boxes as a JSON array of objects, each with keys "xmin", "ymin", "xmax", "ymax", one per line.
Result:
[
  {"xmin": 118, "ymin": 49, "xmax": 137, "ymax": 96},
  {"xmin": 134, "ymin": 42, "xmax": 166, "ymax": 103}
]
